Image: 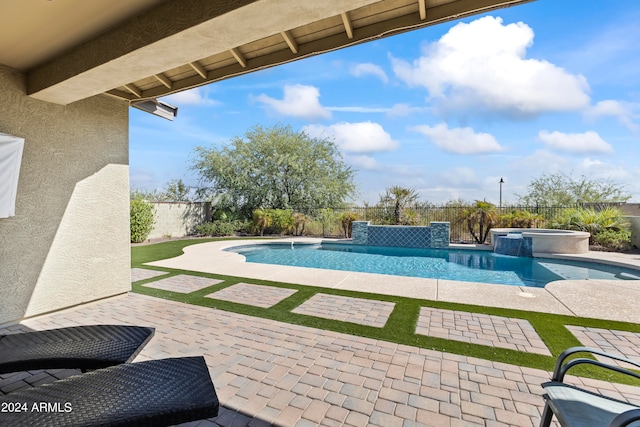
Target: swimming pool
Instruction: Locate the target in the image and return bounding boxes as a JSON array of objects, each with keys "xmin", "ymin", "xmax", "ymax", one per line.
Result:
[{"xmin": 227, "ymin": 243, "xmax": 640, "ymax": 287}]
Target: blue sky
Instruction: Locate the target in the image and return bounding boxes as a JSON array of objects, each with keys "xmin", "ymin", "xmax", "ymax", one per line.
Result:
[{"xmin": 130, "ymin": 0, "xmax": 640, "ymax": 205}]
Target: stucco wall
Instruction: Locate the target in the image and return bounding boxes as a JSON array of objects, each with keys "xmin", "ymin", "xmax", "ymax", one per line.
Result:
[
  {"xmin": 0, "ymin": 65, "xmax": 130, "ymax": 325},
  {"xmin": 627, "ymin": 216, "xmax": 640, "ymax": 249},
  {"xmin": 148, "ymin": 202, "xmax": 211, "ymax": 240}
]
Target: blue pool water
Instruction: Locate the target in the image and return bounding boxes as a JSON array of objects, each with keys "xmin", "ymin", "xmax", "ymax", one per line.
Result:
[{"xmin": 228, "ymin": 243, "xmax": 640, "ymax": 287}]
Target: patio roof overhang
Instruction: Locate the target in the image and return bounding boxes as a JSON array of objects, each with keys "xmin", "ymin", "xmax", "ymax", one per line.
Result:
[{"xmin": 0, "ymin": 0, "xmax": 534, "ymax": 106}]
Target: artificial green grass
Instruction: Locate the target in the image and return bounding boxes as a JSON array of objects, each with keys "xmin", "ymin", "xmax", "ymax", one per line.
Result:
[{"xmin": 131, "ymin": 238, "xmax": 640, "ymax": 384}]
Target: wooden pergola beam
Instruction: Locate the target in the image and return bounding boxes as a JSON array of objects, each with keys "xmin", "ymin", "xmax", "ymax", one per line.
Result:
[
  {"xmin": 281, "ymin": 30, "xmax": 298, "ymax": 54},
  {"xmin": 124, "ymin": 83, "xmax": 142, "ymax": 98},
  {"xmin": 230, "ymin": 47, "xmax": 247, "ymax": 68},
  {"xmin": 189, "ymin": 61, "xmax": 208, "ymax": 79},
  {"xmin": 418, "ymin": 0, "xmax": 427, "ymax": 20},
  {"xmin": 154, "ymin": 73, "xmax": 173, "ymax": 89},
  {"xmin": 341, "ymin": 12, "xmax": 354, "ymax": 39}
]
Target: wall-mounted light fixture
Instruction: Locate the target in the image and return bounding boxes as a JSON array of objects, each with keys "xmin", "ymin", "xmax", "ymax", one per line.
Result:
[{"xmin": 131, "ymin": 99, "xmax": 178, "ymax": 121}]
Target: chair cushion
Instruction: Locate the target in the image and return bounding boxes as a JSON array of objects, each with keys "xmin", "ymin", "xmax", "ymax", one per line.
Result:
[
  {"xmin": 0, "ymin": 325, "xmax": 154, "ymax": 374},
  {"xmin": 0, "ymin": 356, "xmax": 219, "ymax": 426},
  {"xmin": 543, "ymin": 381, "xmax": 640, "ymax": 427}
]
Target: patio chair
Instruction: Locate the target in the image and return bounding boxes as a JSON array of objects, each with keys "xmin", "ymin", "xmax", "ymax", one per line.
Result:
[
  {"xmin": 0, "ymin": 356, "xmax": 219, "ymax": 426},
  {"xmin": 0, "ymin": 325, "xmax": 154, "ymax": 374},
  {"xmin": 540, "ymin": 346, "xmax": 640, "ymax": 427}
]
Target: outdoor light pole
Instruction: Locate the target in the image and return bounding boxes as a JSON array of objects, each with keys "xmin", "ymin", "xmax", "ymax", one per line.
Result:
[{"xmin": 499, "ymin": 177, "xmax": 504, "ymax": 210}]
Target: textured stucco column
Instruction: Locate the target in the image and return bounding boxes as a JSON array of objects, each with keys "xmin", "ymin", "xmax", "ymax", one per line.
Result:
[{"xmin": 0, "ymin": 65, "xmax": 130, "ymax": 325}]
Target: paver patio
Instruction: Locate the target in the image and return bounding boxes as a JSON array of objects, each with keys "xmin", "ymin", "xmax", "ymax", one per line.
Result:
[
  {"xmin": 131, "ymin": 267, "xmax": 168, "ymax": 282},
  {"xmin": 142, "ymin": 274, "xmax": 224, "ymax": 293},
  {"xmin": 206, "ymin": 283, "xmax": 298, "ymax": 308},
  {"xmin": 292, "ymin": 294, "xmax": 395, "ymax": 328},
  {"xmin": 567, "ymin": 325, "xmax": 640, "ymax": 368},
  {"xmin": 416, "ymin": 308, "xmax": 551, "ymax": 356},
  {"xmin": 5, "ymin": 289, "xmax": 640, "ymax": 426}
]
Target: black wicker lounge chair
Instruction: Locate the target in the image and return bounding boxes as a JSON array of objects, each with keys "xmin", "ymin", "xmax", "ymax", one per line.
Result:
[
  {"xmin": 540, "ymin": 346, "xmax": 640, "ymax": 427},
  {"xmin": 0, "ymin": 325, "xmax": 154, "ymax": 374},
  {"xmin": 0, "ymin": 356, "xmax": 219, "ymax": 426}
]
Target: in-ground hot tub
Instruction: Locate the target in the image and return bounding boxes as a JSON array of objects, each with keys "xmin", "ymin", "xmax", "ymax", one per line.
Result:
[{"xmin": 490, "ymin": 228, "xmax": 590, "ymax": 256}]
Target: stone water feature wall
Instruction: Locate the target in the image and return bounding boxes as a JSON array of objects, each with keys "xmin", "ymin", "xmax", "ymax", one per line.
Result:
[{"xmin": 351, "ymin": 221, "xmax": 449, "ymax": 248}]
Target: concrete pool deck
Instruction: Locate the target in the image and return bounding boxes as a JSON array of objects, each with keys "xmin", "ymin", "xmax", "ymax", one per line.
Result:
[{"xmin": 147, "ymin": 238, "xmax": 640, "ymax": 323}]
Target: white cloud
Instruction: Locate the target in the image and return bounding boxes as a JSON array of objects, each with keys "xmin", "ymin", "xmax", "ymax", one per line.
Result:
[
  {"xmin": 326, "ymin": 106, "xmax": 390, "ymax": 113},
  {"xmin": 350, "ymin": 63, "xmax": 389, "ymax": 83},
  {"xmin": 387, "ymin": 103, "xmax": 429, "ymax": 117},
  {"xmin": 437, "ymin": 167, "xmax": 479, "ymax": 186},
  {"xmin": 538, "ymin": 130, "xmax": 613, "ymax": 154},
  {"xmin": 303, "ymin": 121, "xmax": 398, "ymax": 153},
  {"xmin": 254, "ymin": 84, "xmax": 331, "ymax": 120},
  {"xmin": 585, "ymin": 100, "xmax": 639, "ymax": 131},
  {"xmin": 345, "ymin": 154, "xmax": 380, "ymax": 170},
  {"xmin": 411, "ymin": 123, "xmax": 504, "ymax": 154},
  {"xmin": 161, "ymin": 87, "xmax": 219, "ymax": 106},
  {"xmin": 391, "ymin": 16, "xmax": 590, "ymax": 116}
]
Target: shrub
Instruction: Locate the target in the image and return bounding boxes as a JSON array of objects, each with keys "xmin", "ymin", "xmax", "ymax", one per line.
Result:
[
  {"xmin": 339, "ymin": 212, "xmax": 358, "ymax": 238},
  {"xmin": 499, "ymin": 210, "xmax": 544, "ymax": 228},
  {"xmin": 318, "ymin": 208, "xmax": 336, "ymax": 237},
  {"xmin": 270, "ymin": 209, "xmax": 294, "ymax": 235},
  {"xmin": 130, "ymin": 198, "xmax": 155, "ymax": 243},
  {"xmin": 292, "ymin": 212, "xmax": 311, "ymax": 236},
  {"xmin": 550, "ymin": 207, "xmax": 630, "ymax": 244},
  {"xmin": 252, "ymin": 208, "xmax": 272, "ymax": 236},
  {"xmin": 195, "ymin": 220, "xmax": 250, "ymax": 237},
  {"xmin": 591, "ymin": 228, "xmax": 632, "ymax": 252},
  {"xmin": 195, "ymin": 221, "xmax": 235, "ymax": 236}
]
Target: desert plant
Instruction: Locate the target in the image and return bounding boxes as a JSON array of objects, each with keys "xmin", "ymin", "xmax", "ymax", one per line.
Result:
[
  {"xmin": 591, "ymin": 228, "xmax": 632, "ymax": 252},
  {"xmin": 499, "ymin": 210, "xmax": 544, "ymax": 228},
  {"xmin": 378, "ymin": 186, "xmax": 420, "ymax": 224},
  {"xmin": 292, "ymin": 212, "xmax": 311, "ymax": 236},
  {"xmin": 130, "ymin": 198, "xmax": 155, "ymax": 243},
  {"xmin": 270, "ymin": 209, "xmax": 294, "ymax": 235},
  {"xmin": 550, "ymin": 207, "xmax": 630, "ymax": 244},
  {"xmin": 340, "ymin": 212, "xmax": 358, "ymax": 238},
  {"xmin": 458, "ymin": 201, "xmax": 498, "ymax": 244},
  {"xmin": 195, "ymin": 221, "xmax": 236, "ymax": 236},
  {"xmin": 318, "ymin": 208, "xmax": 336, "ymax": 237},
  {"xmin": 252, "ymin": 208, "xmax": 272, "ymax": 236}
]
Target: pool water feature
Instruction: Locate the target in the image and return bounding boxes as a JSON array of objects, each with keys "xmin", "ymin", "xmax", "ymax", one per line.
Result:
[
  {"xmin": 494, "ymin": 233, "xmax": 533, "ymax": 257},
  {"xmin": 227, "ymin": 243, "xmax": 640, "ymax": 287}
]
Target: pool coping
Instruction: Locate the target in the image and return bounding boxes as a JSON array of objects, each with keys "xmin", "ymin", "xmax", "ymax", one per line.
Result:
[{"xmin": 146, "ymin": 237, "xmax": 640, "ymax": 323}]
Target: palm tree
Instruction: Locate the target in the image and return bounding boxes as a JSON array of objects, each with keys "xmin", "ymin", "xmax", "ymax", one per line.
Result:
[
  {"xmin": 459, "ymin": 201, "xmax": 498, "ymax": 244},
  {"xmin": 379, "ymin": 186, "xmax": 420, "ymax": 225}
]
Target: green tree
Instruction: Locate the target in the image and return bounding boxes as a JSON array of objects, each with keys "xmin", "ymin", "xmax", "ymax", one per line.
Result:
[
  {"xmin": 459, "ymin": 201, "xmax": 498, "ymax": 244},
  {"xmin": 378, "ymin": 186, "xmax": 420, "ymax": 224},
  {"xmin": 192, "ymin": 124, "xmax": 356, "ymax": 214},
  {"xmin": 159, "ymin": 179, "xmax": 191, "ymax": 202},
  {"xmin": 516, "ymin": 173, "xmax": 630, "ymax": 206}
]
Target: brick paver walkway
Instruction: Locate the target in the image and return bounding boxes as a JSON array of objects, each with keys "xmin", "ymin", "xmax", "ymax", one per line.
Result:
[
  {"xmin": 416, "ymin": 308, "xmax": 551, "ymax": 356},
  {"xmin": 567, "ymin": 325, "xmax": 640, "ymax": 368},
  {"xmin": 5, "ymin": 269, "xmax": 640, "ymax": 426},
  {"xmin": 206, "ymin": 283, "xmax": 298, "ymax": 308},
  {"xmin": 131, "ymin": 267, "xmax": 168, "ymax": 282},
  {"xmin": 292, "ymin": 294, "xmax": 395, "ymax": 328},
  {"xmin": 141, "ymin": 274, "xmax": 223, "ymax": 293}
]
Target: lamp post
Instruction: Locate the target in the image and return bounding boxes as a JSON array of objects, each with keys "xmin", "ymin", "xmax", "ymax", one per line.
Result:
[{"xmin": 499, "ymin": 177, "xmax": 504, "ymax": 210}]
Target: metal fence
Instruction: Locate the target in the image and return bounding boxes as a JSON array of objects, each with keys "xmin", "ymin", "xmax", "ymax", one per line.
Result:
[{"xmin": 307, "ymin": 203, "xmax": 624, "ymax": 243}]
